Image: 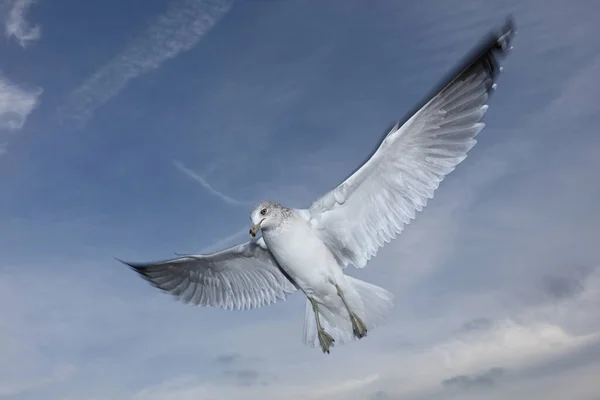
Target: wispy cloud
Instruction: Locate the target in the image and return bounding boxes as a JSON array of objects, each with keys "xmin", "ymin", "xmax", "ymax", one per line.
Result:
[
  {"xmin": 4, "ymin": 0, "xmax": 41, "ymax": 48},
  {"xmin": 0, "ymin": 74, "xmax": 41, "ymax": 132},
  {"xmin": 0, "ymin": 72, "xmax": 42, "ymax": 154},
  {"xmin": 174, "ymin": 160, "xmax": 251, "ymax": 207},
  {"xmin": 57, "ymin": 0, "xmax": 234, "ymax": 129}
]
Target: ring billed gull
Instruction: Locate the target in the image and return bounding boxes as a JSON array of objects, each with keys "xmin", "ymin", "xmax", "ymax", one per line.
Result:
[{"xmin": 119, "ymin": 17, "xmax": 516, "ymax": 354}]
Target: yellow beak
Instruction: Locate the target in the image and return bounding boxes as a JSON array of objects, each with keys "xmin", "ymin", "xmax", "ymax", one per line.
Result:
[
  {"xmin": 249, "ymin": 220, "xmax": 263, "ymax": 239},
  {"xmin": 250, "ymin": 224, "xmax": 260, "ymax": 239}
]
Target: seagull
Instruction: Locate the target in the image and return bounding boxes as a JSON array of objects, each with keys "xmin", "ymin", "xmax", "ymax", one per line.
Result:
[{"xmin": 119, "ymin": 17, "xmax": 516, "ymax": 354}]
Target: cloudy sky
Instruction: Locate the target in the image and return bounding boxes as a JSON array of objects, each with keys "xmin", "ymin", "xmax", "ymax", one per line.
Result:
[{"xmin": 1, "ymin": 0, "xmax": 600, "ymax": 399}]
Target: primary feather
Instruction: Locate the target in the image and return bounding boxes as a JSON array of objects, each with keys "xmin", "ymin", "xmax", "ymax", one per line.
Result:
[
  {"xmin": 307, "ymin": 19, "xmax": 514, "ymax": 269},
  {"xmin": 119, "ymin": 238, "xmax": 296, "ymax": 310}
]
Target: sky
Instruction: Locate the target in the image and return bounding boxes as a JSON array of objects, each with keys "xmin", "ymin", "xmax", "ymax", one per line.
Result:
[{"xmin": 1, "ymin": 0, "xmax": 600, "ymax": 399}]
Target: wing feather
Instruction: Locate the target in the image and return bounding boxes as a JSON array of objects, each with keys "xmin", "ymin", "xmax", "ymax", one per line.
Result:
[
  {"xmin": 119, "ymin": 240, "xmax": 297, "ymax": 310},
  {"xmin": 307, "ymin": 17, "xmax": 516, "ymax": 269}
]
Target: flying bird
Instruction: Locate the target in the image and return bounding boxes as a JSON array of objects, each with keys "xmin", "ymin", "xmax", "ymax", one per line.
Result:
[{"xmin": 119, "ymin": 18, "xmax": 516, "ymax": 354}]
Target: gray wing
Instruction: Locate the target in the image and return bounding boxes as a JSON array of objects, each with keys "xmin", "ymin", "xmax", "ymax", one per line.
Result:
[
  {"xmin": 306, "ymin": 18, "xmax": 515, "ymax": 268},
  {"xmin": 119, "ymin": 238, "xmax": 297, "ymax": 310}
]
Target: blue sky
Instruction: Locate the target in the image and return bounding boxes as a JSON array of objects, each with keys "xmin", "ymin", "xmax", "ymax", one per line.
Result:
[{"xmin": 1, "ymin": 0, "xmax": 600, "ymax": 398}]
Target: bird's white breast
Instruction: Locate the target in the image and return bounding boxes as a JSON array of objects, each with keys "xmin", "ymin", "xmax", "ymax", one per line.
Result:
[{"xmin": 263, "ymin": 216, "xmax": 340, "ymax": 294}]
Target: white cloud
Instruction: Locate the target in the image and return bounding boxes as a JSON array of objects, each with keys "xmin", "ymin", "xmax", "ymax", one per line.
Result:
[
  {"xmin": 4, "ymin": 0, "xmax": 41, "ymax": 48},
  {"xmin": 0, "ymin": 74, "xmax": 42, "ymax": 132},
  {"xmin": 124, "ymin": 321, "xmax": 600, "ymax": 400},
  {"xmin": 0, "ymin": 73, "xmax": 42, "ymax": 154},
  {"xmin": 57, "ymin": 0, "xmax": 234, "ymax": 129}
]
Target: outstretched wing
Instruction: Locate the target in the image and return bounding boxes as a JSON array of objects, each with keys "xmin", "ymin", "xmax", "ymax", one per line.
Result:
[
  {"xmin": 119, "ymin": 238, "xmax": 297, "ymax": 310},
  {"xmin": 306, "ymin": 17, "xmax": 516, "ymax": 268}
]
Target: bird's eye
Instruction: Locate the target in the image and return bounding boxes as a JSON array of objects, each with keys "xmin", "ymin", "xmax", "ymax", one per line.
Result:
[{"xmin": 260, "ymin": 208, "xmax": 267, "ymax": 215}]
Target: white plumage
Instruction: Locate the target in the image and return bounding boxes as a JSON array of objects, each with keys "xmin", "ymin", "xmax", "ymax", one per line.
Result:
[{"xmin": 120, "ymin": 18, "xmax": 515, "ymax": 354}]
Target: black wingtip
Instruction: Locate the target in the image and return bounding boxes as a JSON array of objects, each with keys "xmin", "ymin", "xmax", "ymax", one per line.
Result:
[
  {"xmin": 495, "ymin": 15, "xmax": 516, "ymax": 52},
  {"xmin": 114, "ymin": 257, "xmax": 127, "ymax": 266},
  {"xmin": 114, "ymin": 257, "xmax": 142, "ymax": 272}
]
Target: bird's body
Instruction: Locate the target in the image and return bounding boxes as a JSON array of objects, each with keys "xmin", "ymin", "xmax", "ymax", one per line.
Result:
[
  {"xmin": 120, "ymin": 18, "xmax": 516, "ymax": 354},
  {"xmin": 262, "ymin": 211, "xmax": 341, "ymax": 299},
  {"xmin": 258, "ymin": 206, "xmax": 393, "ymax": 350}
]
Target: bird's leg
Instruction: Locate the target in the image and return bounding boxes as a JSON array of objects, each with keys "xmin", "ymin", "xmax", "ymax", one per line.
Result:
[
  {"xmin": 335, "ymin": 284, "xmax": 368, "ymax": 339},
  {"xmin": 309, "ymin": 297, "xmax": 334, "ymax": 354}
]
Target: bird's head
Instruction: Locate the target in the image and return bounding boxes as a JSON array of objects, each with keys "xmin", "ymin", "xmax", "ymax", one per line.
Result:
[{"xmin": 249, "ymin": 200, "xmax": 286, "ymax": 239}]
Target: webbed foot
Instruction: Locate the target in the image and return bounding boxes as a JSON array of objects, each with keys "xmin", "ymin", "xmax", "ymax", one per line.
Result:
[
  {"xmin": 318, "ymin": 329, "xmax": 335, "ymax": 354},
  {"xmin": 350, "ymin": 312, "xmax": 368, "ymax": 339}
]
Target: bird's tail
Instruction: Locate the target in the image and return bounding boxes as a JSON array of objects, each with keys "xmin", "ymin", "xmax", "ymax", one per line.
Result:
[{"xmin": 302, "ymin": 275, "xmax": 394, "ymax": 349}]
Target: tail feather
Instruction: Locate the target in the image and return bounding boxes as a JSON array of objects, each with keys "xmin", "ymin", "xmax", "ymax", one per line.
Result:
[
  {"xmin": 303, "ymin": 298, "xmax": 319, "ymax": 347},
  {"xmin": 303, "ymin": 275, "xmax": 394, "ymax": 349}
]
